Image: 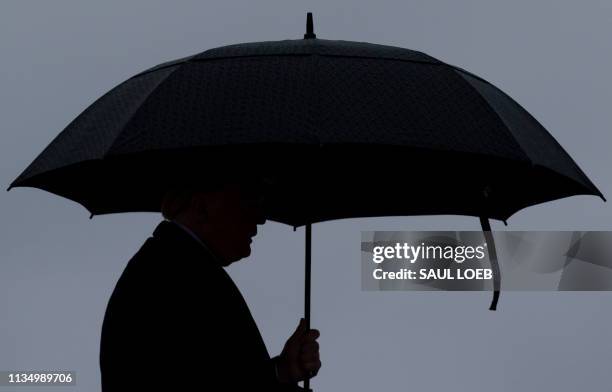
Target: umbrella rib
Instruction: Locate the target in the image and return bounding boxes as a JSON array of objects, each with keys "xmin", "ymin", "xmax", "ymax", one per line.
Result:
[
  {"xmin": 104, "ymin": 65, "xmax": 183, "ymax": 156},
  {"xmin": 450, "ymin": 66, "xmax": 534, "ymax": 167},
  {"xmin": 453, "ymin": 65, "xmax": 605, "ymax": 201}
]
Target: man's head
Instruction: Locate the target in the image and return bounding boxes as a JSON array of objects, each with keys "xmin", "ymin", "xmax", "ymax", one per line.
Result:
[{"xmin": 161, "ymin": 179, "xmax": 267, "ymax": 266}]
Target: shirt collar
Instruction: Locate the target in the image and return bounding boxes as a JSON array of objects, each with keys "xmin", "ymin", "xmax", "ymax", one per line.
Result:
[{"xmin": 168, "ymin": 220, "xmax": 225, "ymax": 266}]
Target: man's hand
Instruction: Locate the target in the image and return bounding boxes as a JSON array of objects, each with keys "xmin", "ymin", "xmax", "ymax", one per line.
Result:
[{"xmin": 276, "ymin": 318, "xmax": 321, "ymax": 383}]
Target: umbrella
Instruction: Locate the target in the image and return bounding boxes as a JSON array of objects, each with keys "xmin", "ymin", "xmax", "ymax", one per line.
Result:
[{"xmin": 8, "ymin": 12, "xmax": 604, "ymax": 389}]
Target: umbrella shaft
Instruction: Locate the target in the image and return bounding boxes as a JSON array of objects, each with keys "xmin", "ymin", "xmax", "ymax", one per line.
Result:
[
  {"xmin": 304, "ymin": 223, "xmax": 312, "ymax": 390},
  {"xmin": 305, "ymin": 223, "xmax": 312, "ymax": 327}
]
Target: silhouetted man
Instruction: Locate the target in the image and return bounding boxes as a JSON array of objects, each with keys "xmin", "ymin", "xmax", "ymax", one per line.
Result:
[{"xmin": 99, "ymin": 179, "xmax": 321, "ymax": 391}]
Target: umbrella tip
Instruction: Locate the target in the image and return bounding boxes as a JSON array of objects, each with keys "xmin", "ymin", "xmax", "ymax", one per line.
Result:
[
  {"xmin": 89, "ymin": 213, "xmax": 94, "ymax": 220},
  {"xmin": 6, "ymin": 185, "xmax": 13, "ymax": 192},
  {"xmin": 304, "ymin": 12, "xmax": 316, "ymax": 39}
]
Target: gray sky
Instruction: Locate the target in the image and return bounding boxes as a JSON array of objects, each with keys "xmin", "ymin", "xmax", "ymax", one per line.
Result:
[{"xmin": 1, "ymin": 1, "xmax": 612, "ymax": 391}]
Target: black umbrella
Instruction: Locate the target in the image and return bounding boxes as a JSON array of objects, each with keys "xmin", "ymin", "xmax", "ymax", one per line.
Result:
[{"xmin": 8, "ymin": 12, "xmax": 604, "ymax": 389}]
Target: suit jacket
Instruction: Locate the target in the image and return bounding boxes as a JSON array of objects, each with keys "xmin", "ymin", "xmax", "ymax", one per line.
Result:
[{"xmin": 100, "ymin": 220, "xmax": 303, "ymax": 391}]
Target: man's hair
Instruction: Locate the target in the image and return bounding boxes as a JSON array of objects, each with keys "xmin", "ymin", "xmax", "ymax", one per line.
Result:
[
  {"xmin": 160, "ymin": 175, "xmax": 272, "ymax": 220},
  {"xmin": 159, "ymin": 178, "xmax": 227, "ymax": 220}
]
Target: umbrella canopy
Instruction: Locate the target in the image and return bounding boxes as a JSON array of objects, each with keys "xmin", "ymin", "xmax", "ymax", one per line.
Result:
[{"xmin": 8, "ymin": 17, "xmax": 603, "ymax": 226}]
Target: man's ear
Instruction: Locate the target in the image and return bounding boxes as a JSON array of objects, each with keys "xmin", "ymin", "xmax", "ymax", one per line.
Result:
[
  {"xmin": 161, "ymin": 189, "xmax": 193, "ymax": 221},
  {"xmin": 189, "ymin": 192, "xmax": 210, "ymax": 223}
]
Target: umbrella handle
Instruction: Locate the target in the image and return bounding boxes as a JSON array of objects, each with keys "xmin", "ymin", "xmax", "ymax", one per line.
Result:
[{"xmin": 480, "ymin": 216, "xmax": 500, "ymax": 310}]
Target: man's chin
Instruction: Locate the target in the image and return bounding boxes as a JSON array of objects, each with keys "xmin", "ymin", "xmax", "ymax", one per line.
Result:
[{"xmin": 234, "ymin": 245, "xmax": 252, "ymax": 261}]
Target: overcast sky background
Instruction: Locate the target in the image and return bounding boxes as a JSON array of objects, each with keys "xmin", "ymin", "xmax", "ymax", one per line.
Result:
[{"xmin": 2, "ymin": 1, "xmax": 612, "ymax": 391}]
